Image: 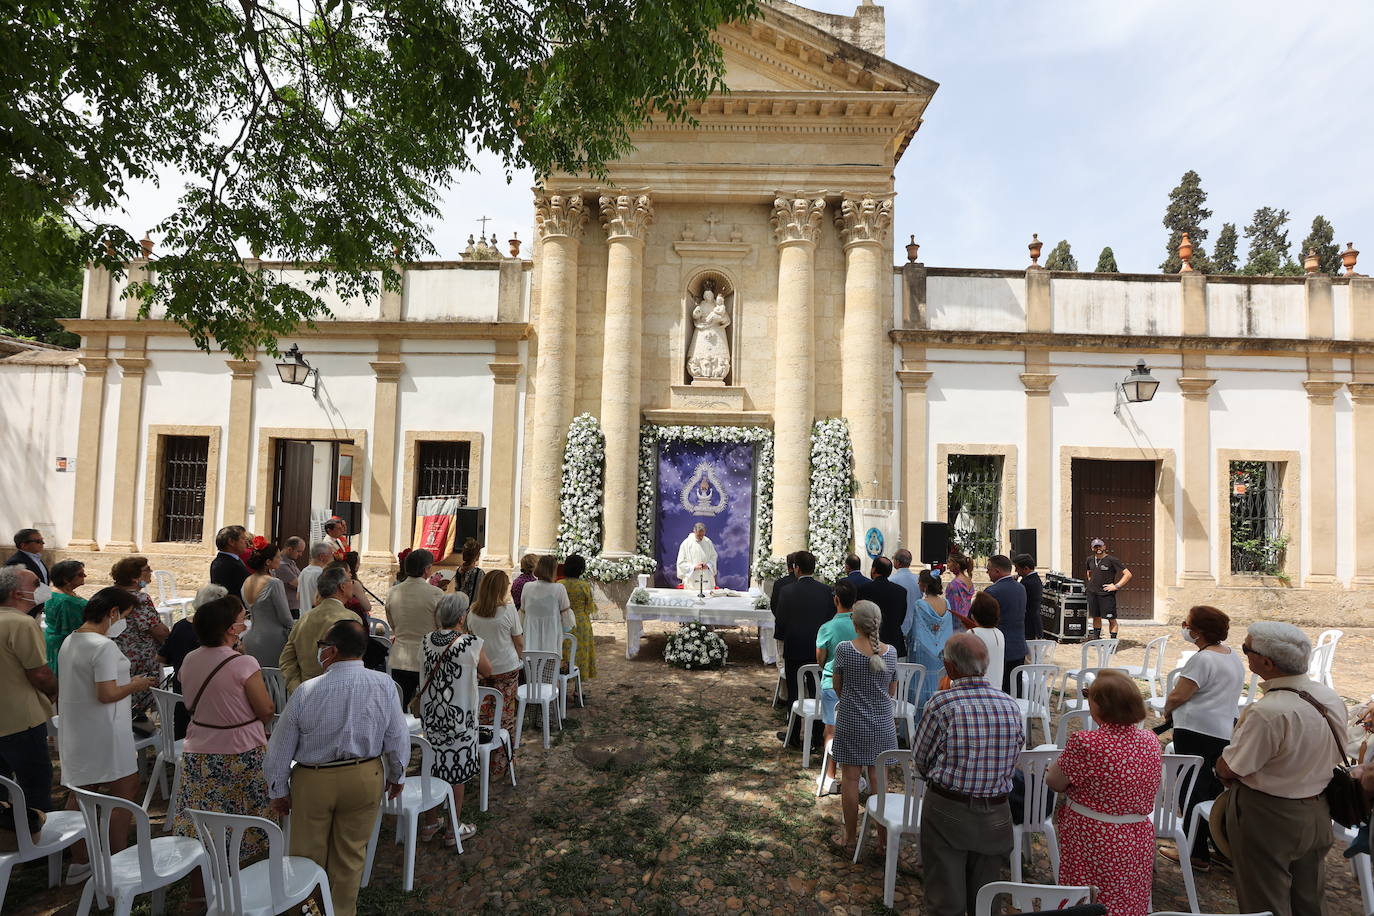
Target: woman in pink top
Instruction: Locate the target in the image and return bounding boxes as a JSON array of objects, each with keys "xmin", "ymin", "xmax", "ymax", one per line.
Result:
[{"xmin": 170, "ymin": 595, "xmax": 276, "ymax": 855}]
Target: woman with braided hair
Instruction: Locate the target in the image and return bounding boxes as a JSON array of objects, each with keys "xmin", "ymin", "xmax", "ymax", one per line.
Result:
[{"xmin": 831, "ymin": 599, "xmax": 899, "ymax": 850}]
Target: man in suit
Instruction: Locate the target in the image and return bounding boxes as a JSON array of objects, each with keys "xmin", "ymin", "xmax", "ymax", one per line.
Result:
[
  {"xmin": 769, "ymin": 552, "xmax": 798, "ymax": 613},
  {"xmin": 888, "ymin": 548, "xmax": 920, "ymax": 658},
  {"xmin": 984, "ymin": 554, "xmax": 1027, "ymax": 693},
  {"xmin": 1014, "ymin": 554, "xmax": 1044, "ymax": 642},
  {"xmin": 773, "ymin": 550, "xmax": 833, "ymax": 747},
  {"xmin": 210, "ymin": 525, "xmax": 251, "ymax": 599},
  {"xmin": 7, "ymin": 529, "xmax": 49, "ymax": 618},
  {"xmin": 860, "ymin": 556, "xmax": 908, "ymax": 659},
  {"xmin": 840, "ymin": 554, "xmax": 870, "ymax": 590}
]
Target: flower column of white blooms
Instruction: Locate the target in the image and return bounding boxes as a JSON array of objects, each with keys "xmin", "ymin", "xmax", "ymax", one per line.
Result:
[
  {"xmin": 557, "ymin": 413, "xmax": 605, "ymax": 558},
  {"xmin": 808, "ymin": 418, "xmax": 855, "ymax": 582}
]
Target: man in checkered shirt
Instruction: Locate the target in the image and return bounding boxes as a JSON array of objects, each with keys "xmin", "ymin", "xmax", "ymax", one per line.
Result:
[{"xmin": 911, "ymin": 632, "xmax": 1025, "ymax": 916}]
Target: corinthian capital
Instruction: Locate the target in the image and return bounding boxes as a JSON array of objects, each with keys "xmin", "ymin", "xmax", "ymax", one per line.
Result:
[
  {"xmin": 598, "ymin": 191, "xmax": 654, "ymax": 241},
  {"xmin": 534, "ymin": 190, "xmax": 590, "ymax": 241},
  {"xmin": 771, "ymin": 192, "xmax": 828, "ymax": 246},
  {"xmin": 835, "ymin": 192, "xmax": 895, "ymax": 248}
]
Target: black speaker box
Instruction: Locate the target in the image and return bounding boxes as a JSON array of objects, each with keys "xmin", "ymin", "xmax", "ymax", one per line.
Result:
[
  {"xmin": 919, "ymin": 521, "xmax": 950, "ymax": 565},
  {"xmin": 332, "ymin": 501, "xmax": 362, "ymax": 532},
  {"xmin": 456, "ymin": 506, "xmax": 487, "ymax": 548},
  {"xmin": 1009, "ymin": 528, "xmax": 1038, "ymax": 565}
]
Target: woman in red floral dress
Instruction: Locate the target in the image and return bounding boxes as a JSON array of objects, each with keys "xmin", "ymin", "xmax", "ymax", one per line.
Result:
[{"xmin": 1048, "ymin": 669, "xmax": 1162, "ymax": 916}]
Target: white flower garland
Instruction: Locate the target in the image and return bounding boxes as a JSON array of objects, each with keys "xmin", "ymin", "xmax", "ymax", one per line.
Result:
[
  {"xmin": 557, "ymin": 413, "xmax": 605, "ymax": 559},
  {"xmin": 808, "ymin": 418, "xmax": 855, "ymax": 583},
  {"xmin": 663, "ymin": 621, "xmax": 728, "ymax": 670}
]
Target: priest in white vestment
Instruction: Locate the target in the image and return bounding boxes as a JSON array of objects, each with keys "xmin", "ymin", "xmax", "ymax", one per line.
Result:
[{"xmin": 676, "ymin": 523, "xmax": 718, "ymax": 590}]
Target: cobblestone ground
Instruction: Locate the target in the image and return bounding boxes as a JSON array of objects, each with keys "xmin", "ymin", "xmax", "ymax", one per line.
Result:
[{"xmin": 10, "ymin": 622, "xmax": 1373, "ymax": 915}]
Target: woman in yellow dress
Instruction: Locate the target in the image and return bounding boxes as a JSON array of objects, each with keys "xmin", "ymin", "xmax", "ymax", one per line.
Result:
[{"xmin": 558, "ymin": 554, "xmax": 597, "ymax": 680}]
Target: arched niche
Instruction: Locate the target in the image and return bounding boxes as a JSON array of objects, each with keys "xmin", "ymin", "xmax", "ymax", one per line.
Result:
[{"xmin": 682, "ymin": 268, "xmax": 740, "ymax": 387}]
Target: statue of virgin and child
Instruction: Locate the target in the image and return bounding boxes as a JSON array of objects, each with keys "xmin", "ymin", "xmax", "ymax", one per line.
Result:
[{"xmin": 686, "ymin": 281, "xmax": 730, "ymax": 384}]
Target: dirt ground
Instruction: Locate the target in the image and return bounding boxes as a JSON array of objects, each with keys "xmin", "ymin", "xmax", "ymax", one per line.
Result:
[{"xmin": 9, "ymin": 621, "xmax": 1373, "ymax": 915}]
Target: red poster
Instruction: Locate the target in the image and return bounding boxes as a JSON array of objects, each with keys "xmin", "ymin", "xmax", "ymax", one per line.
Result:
[{"xmin": 414, "ymin": 513, "xmax": 455, "ymax": 558}]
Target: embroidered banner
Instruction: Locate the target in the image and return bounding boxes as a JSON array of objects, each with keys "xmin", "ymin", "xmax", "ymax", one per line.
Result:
[{"xmin": 654, "ymin": 439, "xmax": 755, "ymax": 589}]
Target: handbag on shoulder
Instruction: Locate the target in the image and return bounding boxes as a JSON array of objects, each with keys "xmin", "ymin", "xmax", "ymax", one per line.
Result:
[{"xmin": 1273, "ymin": 687, "xmax": 1372, "ymax": 828}]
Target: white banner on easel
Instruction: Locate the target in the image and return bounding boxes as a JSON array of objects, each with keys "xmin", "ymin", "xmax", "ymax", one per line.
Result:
[{"xmin": 851, "ymin": 499, "xmax": 902, "ymax": 561}]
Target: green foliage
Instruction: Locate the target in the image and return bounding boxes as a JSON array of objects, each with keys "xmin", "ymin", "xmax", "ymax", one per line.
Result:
[
  {"xmin": 1212, "ymin": 222, "xmax": 1239, "ymax": 274},
  {"xmin": 1094, "ymin": 246, "xmax": 1118, "ymax": 273},
  {"xmin": 0, "ymin": 280, "xmax": 82, "ymax": 348},
  {"xmin": 2, "ymin": 0, "xmax": 762, "ymax": 356},
  {"xmin": 1045, "ymin": 239, "xmax": 1077, "ymax": 271},
  {"xmin": 1229, "ymin": 461, "xmax": 1288, "ymax": 580},
  {"xmin": 1242, "ymin": 207, "xmax": 1295, "ymax": 275},
  {"xmin": 1160, "ymin": 170, "xmax": 1213, "ymax": 273},
  {"xmin": 1298, "ymin": 215, "xmax": 1341, "ymax": 275}
]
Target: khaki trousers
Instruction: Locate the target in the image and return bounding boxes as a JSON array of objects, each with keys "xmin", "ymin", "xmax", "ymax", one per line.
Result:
[
  {"xmin": 1224, "ymin": 782, "xmax": 1332, "ymax": 916},
  {"xmin": 289, "ymin": 759, "xmax": 384, "ymax": 916},
  {"xmin": 919, "ymin": 788, "xmax": 1013, "ymax": 916}
]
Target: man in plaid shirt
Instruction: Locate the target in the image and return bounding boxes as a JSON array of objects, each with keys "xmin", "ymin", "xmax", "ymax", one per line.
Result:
[{"xmin": 911, "ymin": 632, "xmax": 1024, "ymax": 916}]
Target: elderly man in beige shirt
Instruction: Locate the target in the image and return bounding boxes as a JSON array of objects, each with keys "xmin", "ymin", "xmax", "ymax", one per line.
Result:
[
  {"xmin": 1217, "ymin": 621, "xmax": 1347, "ymax": 916},
  {"xmin": 279, "ymin": 567, "xmax": 361, "ymax": 693}
]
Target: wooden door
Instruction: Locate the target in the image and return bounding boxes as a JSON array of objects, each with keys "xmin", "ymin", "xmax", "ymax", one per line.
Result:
[
  {"xmin": 1070, "ymin": 459, "xmax": 1155, "ymax": 619},
  {"xmin": 273, "ymin": 440, "xmax": 315, "ymax": 547}
]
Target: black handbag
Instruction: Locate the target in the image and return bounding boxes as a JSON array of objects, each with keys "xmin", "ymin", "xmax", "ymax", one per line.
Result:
[{"xmin": 1273, "ymin": 687, "xmax": 1371, "ymax": 829}]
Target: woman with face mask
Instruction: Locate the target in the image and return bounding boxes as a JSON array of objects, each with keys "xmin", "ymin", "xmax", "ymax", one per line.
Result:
[
  {"xmin": 109, "ymin": 556, "xmax": 171, "ymax": 719},
  {"xmin": 57, "ymin": 587, "xmax": 160, "ymax": 868}
]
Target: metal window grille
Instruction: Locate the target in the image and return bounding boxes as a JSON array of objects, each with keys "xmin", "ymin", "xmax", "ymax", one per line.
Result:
[
  {"xmin": 416, "ymin": 441, "xmax": 471, "ymax": 509},
  {"xmin": 1230, "ymin": 460, "xmax": 1285, "ymax": 575},
  {"xmin": 947, "ymin": 454, "xmax": 1003, "ymax": 559},
  {"xmin": 158, "ymin": 436, "xmax": 209, "ymax": 542}
]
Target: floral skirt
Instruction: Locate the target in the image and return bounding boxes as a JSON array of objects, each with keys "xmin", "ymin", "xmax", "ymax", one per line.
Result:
[
  {"xmin": 479, "ymin": 669, "xmax": 520, "ymax": 778},
  {"xmin": 171, "ymin": 747, "xmax": 275, "ymax": 857}
]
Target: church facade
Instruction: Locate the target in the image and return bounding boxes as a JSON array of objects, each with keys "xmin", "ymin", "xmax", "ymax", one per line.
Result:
[{"xmin": 8, "ymin": 0, "xmax": 1373, "ymax": 623}]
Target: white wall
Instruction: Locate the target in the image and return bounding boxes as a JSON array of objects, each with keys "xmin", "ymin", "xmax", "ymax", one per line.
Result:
[
  {"xmin": 1052, "ymin": 278, "xmax": 1181, "ymax": 337},
  {"xmin": 0, "ymin": 363, "xmax": 81, "ymax": 546},
  {"xmin": 403, "ymin": 269, "xmax": 502, "ymax": 321},
  {"xmin": 926, "ymin": 275, "xmax": 1026, "ymax": 332},
  {"xmin": 1206, "ymin": 282, "xmax": 1305, "ymax": 338}
]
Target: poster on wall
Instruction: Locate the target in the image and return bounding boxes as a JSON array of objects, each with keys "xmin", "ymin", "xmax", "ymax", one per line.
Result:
[
  {"xmin": 412, "ymin": 495, "xmax": 459, "ymax": 560},
  {"xmin": 851, "ymin": 499, "xmax": 903, "ymax": 562},
  {"xmin": 653, "ymin": 440, "xmax": 756, "ymax": 590}
]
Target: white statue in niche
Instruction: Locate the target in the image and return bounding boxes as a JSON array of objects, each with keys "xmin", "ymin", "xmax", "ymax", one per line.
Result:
[{"xmin": 686, "ymin": 280, "xmax": 731, "ymax": 384}]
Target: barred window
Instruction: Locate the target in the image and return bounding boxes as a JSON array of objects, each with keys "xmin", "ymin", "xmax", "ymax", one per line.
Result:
[
  {"xmin": 948, "ymin": 454, "xmax": 1003, "ymax": 560},
  {"xmin": 158, "ymin": 436, "xmax": 209, "ymax": 542},
  {"xmin": 1230, "ymin": 460, "xmax": 1285, "ymax": 575},
  {"xmin": 416, "ymin": 441, "xmax": 471, "ymax": 510}
]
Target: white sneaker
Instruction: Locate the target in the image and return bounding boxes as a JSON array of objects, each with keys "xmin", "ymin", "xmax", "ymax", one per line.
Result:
[
  {"xmin": 859, "ymin": 776, "xmax": 870, "ymax": 794},
  {"xmin": 65, "ymin": 862, "xmax": 91, "ymax": 885},
  {"xmin": 824, "ymin": 778, "xmax": 841, "ymax": 796}
]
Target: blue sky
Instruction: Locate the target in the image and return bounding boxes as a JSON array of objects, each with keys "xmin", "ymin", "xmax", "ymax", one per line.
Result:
[{"xmin": 121, "ymin": 1, "xmax": 1372, "ymax": 273}]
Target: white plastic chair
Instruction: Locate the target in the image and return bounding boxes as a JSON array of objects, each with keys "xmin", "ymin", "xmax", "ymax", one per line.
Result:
[
  {"xmin": 1011, "ymin": 749, "xmax": 1061, "ymax": 883},
  {"xmin": 0, "ymin": 775, "xmax": 87, "ymax": 912},
  {"xmin": 974, "ymin": 881, "xmax": 1094, "ymax": 914},
  {"xmin": 784, "ymin": 664, "xmax": 824, "ymax": 768},
  {"xmin": 1054, "ymin": 638, "xmax": 1119, "ymax": 709},
  {"xmin": 558, "ymin": 632, "xmax": 584, "ymax": 717},
  {"xmin": 1235, "ymin": 671, "xmax": 1260, "ymax": 717},
  {"xmin": 151, "ymin": 571, "xmax": 195, "ymax": 621},
  {"xmin": 141, "ymin": 688, "xmax": 185, "ymax": 823},
  {"xmin": 1051, "ymin": 708, "xmax": 1098, "ymax": 750},
  {"xmin": 514, "ymin": 652, "xmax": 563, "ymax": 749},
  {"xmin": 1147, "ymin": 668, "xmax": 1185, "ymax": 718},
  {"xmin": 1333, "ymin": 820, "xmax": 1374, "ymax": 916},
  {"xmin": 851, "ymin": 748, "xmax": 925, "ymax": 908},
  {"xmin": 770, "ymin": 644, "xmax": 787, "ymax": 708},
  {"xmin": 70, "ymin": 787, "xmax": 209, "ymax": 916},
  {"xmin": 394, "ymin": 680, "xmax": 423, "ymax": 736},
  {"xmin": 186, "ymin": 808, "xmax": 333, "ymax": 915},
  {"xmin": 892, "ymin": 662, "xmax": 926, "ymax": 747},
  {"xmin": 1307, "ymin": 629, "xmax": 1341, "ymax": 689},
  {"xmin": 1154, "ymin": 753, "xmax": 1204, "ymax": 914},
  {"xmin": 1009, "ymin": 664, "xmax": 1056, "ymax": 748},
  {"xmin": 1026, "ymin": 639, "xmax": 1056, "ymax": 665},
  {"xmin": 360, "ymin": 734, "xmax": 461, "ymax": 893},
  {"xmin": 1122, "ymin": 634, "xmax": 1170, "ymax": 700},
  {"xmin": 476, "ymin": 686, "xmax": 517, "ymax": 812},
  {"xmin": 1063, "ymin": 666, "xmax": 1131, "ymax": 714}
]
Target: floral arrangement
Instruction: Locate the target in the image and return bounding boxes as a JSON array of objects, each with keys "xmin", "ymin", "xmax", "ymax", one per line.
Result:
[
  {"xmin": 663, "ymin": 621, "xmax": 728, "ymax": 670},
  {"xmin": 587, "ymin": 554, "xmax": 657, "ymax": 582},
  {"xmin": 751, "ymin": 593, "xmax": 770, "ymax": 610},
  {"xmin": 629, "ymin": 587, "xmax": 653, "ymax": 605},
  {"xmin": 557, "ymin": 413, "xmax": 605, "ymax": 558},
  {"xmin": 808, "ymin": 418, "xmax": 856, "ymax": 583}
]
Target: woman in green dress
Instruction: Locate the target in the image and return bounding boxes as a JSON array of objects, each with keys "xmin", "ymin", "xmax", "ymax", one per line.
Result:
[
  {"xmin": 43, "ymin": 559, "xmax": 87, "ymax": 676},
  {"xmin": 559, "ymin": 554, "xmax": 597, "ymax": 681}
]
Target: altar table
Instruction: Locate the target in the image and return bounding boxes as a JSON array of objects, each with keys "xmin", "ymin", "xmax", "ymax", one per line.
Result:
[{"xmin": 625, "ymin": 588, "xmax": 776, "ymax": 664}]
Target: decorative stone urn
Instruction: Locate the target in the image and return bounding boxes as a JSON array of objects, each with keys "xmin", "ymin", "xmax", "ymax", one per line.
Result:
[
  {"xmin": 508, "ymin": 234, "xmax": 521, "ymax": 258},
  {"xmin": 1178, "ymin": 232, "xmax": 1194, "ymax": 272},
  {"xmin": 1343, "ymin": 242, "xmax": 1360, "ymax": 276},
  {"xmin": 905, "ymin": 235, "xmax": 920, "ymax": 263},
  {"xmin": 1028, "ymin": 233, "xmax": 1043, "ymax": 267},
  {"xmin": 1304, "ymin": 248, "xmax": 1320, "ymax": 274}
]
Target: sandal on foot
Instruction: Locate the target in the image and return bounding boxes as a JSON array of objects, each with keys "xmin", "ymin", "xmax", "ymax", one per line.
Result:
[{"xmin": 419, "ymin": 821, "xmax": 444, "ymax": 842}]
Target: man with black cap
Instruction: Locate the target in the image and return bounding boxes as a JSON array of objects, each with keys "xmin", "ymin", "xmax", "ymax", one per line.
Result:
[{"xmin": 1085, "ymin": 537, "xmax": 1131, "ymax": 640}]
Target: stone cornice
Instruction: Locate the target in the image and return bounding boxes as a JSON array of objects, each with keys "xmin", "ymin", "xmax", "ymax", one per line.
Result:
[
  {"xmin": 61, "ymin": 319, "xmax": 531, "ymax": 342},
  {"xmin": 1347, "ymin": 383, "xmax": 1374, "ymax": 402},
  {"xmin": 642, "ymin": 408, "xmax": 773, "ymax": 428},
  {"xmin": 115, "ymin": 357, "xmax": 151, "ymax": 375},
  {"xmin": 533, "ymin": 190, "xmax": 589, "ymax": 241},
  {"xmin": 1176, "ymin": 377, "xmax": 1216, "ymax": 396},
  {"xmin": 1303, "ymin": 380, "xmax": 1343, "ymax": 401},
  {"xmin": 771, "ymin": 192, "xmax": 827, "ymax": 247},
  {"xmin": 225, "ymin": 359, "xmax": 259, "ymax": 380},
  {"xmin": 895, "ymin": 369, "xmax": 933, "ymax": 391},
  {"xmin": 1019, "ymin": 373, "xmax": 1057, "ymax": 393},
  {"xmin": 78, "ymin": 356, "xmax": 111, "ymax": 374},
  {"xmin": 598, "ymin": 190, "xmax": 654, "ymax": 242},
  {"xmin": 891, "ymin": 327, "xmax": 1374, "ymax": 358},
  {"xmin": 369, "ymin": 361, "xmax": 404, "ymax": 381},
  {"xmin": 488, "ymin": 361, "xmax": 522, "ymax": 383}
]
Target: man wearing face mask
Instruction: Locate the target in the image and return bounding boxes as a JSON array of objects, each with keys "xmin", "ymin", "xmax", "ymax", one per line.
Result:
[
  {"xmin": 277, "ymin": 567, "xmax": 359, "ymax": 693},
  {"xmin": 0, "ymin": 566, "xmax": 59, "ymax": 815},
  {"xmin": 265, "ymin": 619, "xmax": 408, "ymax": 916}
]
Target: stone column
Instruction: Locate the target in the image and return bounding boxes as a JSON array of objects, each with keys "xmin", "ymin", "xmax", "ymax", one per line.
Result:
[
  {"xmin": 769, "ymin": 192, "xmax": 826, "ymax": 556},
  {"xmin": 1177, "ymin": 376, "xmax": 1217, "ymax": 582},
  {"xmin": 486, "ymin": 351, "xmax": 523, "ymax": 568},
  {"xmin": 1303, "ymin": 379, "xmax": 1342, "ymax": 587},
  {"xmin": 106, "ymin": 353, "xmax": 151, "ymax": 550},
  {"xmin": 597, "ymin": 191, "xmax": 654, "ymax": 556},
  {"xmin": 836, "ymin": 192, "xmax": 895, "ymax": 498},
  {"xmin": 69, "ymin": 343, "xmax": 110, "ymax": 550},
  {"xmin": 222, "ymin": 359, "xmax": 259, "ymax": 527},
  {"xmin": 1020, "ymin": 368, "xmax": 1056, "ymax": 565},
  {"xmin": 366, "ymin": 355, "xmax": 403, "ymax": 559},
  {"xmin": 1350, "ymin": 277, "xmax": 1374, "ymax": 585},
  {"xmin": 525, "ymin": 190, "xmax": 589, "ymax": 553},
  {"xmin": 897, "ymin": 365, "xmax": 933, "ymax": 546}
]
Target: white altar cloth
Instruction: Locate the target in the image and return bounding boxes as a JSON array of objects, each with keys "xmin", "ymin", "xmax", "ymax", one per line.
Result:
[{"xmin": 625, "ymin": 588, "xmax": 776, "ymax": 664}]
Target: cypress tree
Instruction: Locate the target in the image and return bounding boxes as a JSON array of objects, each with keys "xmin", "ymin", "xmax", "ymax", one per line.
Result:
[
  {"xmin": 1160, "ymin": 170, "xmax": 1213, "ymax": 273},
  {"xmin": 1212, "ymin": 223, "xmax": 1239, "ymax": 274},
  {"xmin": 1045, "ymin": 240, "xmax": 1077, "ymax": 271},
  {"xmin": 1298, "ymin": 215, "xmax": 1341, "ymax": 275},
  {"xmin": 1094, "ymin": 247, "xmax": 1119, "ymax": 272},
  {"xmin": 1243, "ymin": 207, "xmax": 1296, "ymax": 275}
]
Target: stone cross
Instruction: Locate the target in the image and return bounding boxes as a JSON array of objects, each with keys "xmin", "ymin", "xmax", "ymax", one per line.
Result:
[
  {"xmin": 704, "ymin": 210, "xmax": 721, "ymax": 241},
  {"xmin": 477, "ymin": 215, "xmax": 491, "ymax": 237}
]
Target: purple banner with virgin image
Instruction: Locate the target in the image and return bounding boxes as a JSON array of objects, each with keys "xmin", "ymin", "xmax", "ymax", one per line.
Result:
[{"xmin": 653, "ymin": 440, "xmax": 756, "ymax": 590}]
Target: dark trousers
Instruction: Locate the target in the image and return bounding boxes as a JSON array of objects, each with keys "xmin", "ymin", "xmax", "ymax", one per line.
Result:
[
  {"xmin": 1175, "ymin": 727, "xmax": 1230, "ymax": 859},
  {"xmin": 0, "ymin": 723, "xmax": 53, "ymax": 811},
  {"xmin": 1001, "ymin": 656, "xmax": 1024, "ymax": 694},
  {"xmin": 391, "ymin": 668, "xmax": 420, "ymax": 708}
]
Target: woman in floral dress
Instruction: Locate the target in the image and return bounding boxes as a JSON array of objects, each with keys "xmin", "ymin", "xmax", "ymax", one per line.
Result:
[
  {"xmin": 903, "ymin": 570, "xmax": 951, "ymax": 716},
  {"xmin": 943, "ymin": 555, "xmax": 975, "ymax": 629},
  {"xmin": 110, "ymin": 555, "xmax": 170, "ymax": 717},
  {"xmin": 559, "ymin": 554, "xmax": 597, "ymax": 681},
  {"xmin": 1048, "ymin": 669, "xmax": 1162, "ymax": 916}
]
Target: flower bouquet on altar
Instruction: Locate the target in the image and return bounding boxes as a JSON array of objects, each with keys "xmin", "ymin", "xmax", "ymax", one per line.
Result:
[
  {"xmin": 663, "ymin": 621, "xmax": 728, "ymax": 670},
  {"xmin": 629, "ymin": 587, "xmax": 653, "ymax": 606}
]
